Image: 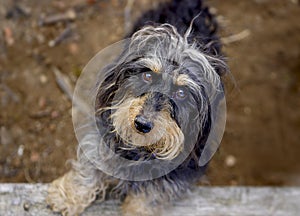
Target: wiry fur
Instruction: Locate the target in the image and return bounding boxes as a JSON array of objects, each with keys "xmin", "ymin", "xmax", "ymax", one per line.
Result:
[
  {"xmin": 47, "ymin": 0, "xmax": 227, "ymax": 215},
  {"xmin": 109, "ymin": 96, "xmax": 184, "ymax": 160},
  {"xmin": 47, "ymin": 157, "xmax": 110, "ymax": 215}
]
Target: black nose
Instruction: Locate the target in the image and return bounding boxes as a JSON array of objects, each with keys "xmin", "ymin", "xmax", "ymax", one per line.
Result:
[{"xmin": 134, "ymin": 115, "xmax": 153, "ymax": 133}]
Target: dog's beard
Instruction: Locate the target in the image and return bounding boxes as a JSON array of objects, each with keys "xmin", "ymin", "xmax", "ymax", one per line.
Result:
[{"xmin": 109, "ymin": 96, "xmax": 184, "ymax": 160}]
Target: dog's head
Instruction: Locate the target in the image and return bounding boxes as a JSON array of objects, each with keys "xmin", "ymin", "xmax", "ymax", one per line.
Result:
[{"xmin": 95, "ymin": 24, "xmax": 226, "ymax": 162}]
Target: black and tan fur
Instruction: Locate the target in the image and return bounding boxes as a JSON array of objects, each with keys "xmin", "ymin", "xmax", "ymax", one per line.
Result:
[{"xmin": 47, "ymin": 0, "xmax": 227, "ymax": 215}]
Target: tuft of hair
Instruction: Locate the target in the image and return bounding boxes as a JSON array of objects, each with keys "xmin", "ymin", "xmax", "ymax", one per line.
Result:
[{"xmin": 130, "ymin": 23, "xmax": 227, "ymax": 99}]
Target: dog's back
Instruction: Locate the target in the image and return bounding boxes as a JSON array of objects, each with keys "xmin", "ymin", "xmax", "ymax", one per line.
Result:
[{"xmin": 130, "ymin": 0, "xmax": 221, "ymax": 55}]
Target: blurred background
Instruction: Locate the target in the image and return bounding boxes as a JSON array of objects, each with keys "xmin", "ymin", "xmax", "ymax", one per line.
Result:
[{"xmin": 0, "ymin": 0, "xmax": 299, "ymax": 185}]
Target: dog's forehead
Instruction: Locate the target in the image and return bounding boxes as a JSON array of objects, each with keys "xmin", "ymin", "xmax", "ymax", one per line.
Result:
[
  {"xmin": 138, "ymin": 57, "xmax": 162, "ymax": 73},
  {"xmin": 138, "ymin": 57, "xmax": 193, "ymax": 86},
  {"xmin": 175, "ymin": 74, "xmax": 190, "ymax": 86}
]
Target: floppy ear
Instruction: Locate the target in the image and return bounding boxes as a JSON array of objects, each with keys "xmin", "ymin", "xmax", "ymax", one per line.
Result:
[
  {"xmin": 205, "ymin": 54, "xmax": 228, "ymax": 77},
  {"xmin": 175, "ymin": 103, "xmax": 212, "ymax": 172},
  {"xmin": 195, "ymin": 100, "xmax": 212, "ymax": 163},
  {"xmin": 95, "ymin": 64, "xmax": 120, "ymax": 110},
  {"xmin": 94, "ymin": 62, "xmax": 129, "ymax": 135},
  {"xmin": 182, "ymin": 63, "xmax": 226, "ymax": 168}
]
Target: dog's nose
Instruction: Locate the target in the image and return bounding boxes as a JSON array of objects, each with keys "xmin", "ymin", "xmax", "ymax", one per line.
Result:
[{"xmin": 134, "ymin": 115, "xmax": 153, "ymax": 133}]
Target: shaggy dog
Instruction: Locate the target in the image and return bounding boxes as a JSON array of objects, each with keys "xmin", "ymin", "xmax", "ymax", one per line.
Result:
[{"xmin": 47, "ymin": 0, "xmax": 227, "ymax": 215}]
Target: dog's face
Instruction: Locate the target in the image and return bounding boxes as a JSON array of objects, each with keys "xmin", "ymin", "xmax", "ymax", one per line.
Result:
[
  {"xmin": 95, "ymin": 24, "xmax": 225, "ymax": 162},
  {"xmin": 110, "ymin": 66, "xmax": 195, "ymax": 160}
]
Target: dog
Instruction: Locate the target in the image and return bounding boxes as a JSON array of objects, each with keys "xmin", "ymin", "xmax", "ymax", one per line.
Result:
[{"xmin": 47, "ymin": 0, "xmax": 227, "ymax": 215}]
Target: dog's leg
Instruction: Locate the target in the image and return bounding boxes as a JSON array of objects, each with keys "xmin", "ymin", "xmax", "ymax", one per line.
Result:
[
  {"xmin": 47, "ymin": 160, "xmax": 108, "ymax": 216},
  {"xmin": 122, "ymin": 192, "xmax": 163, "ymax": 216},
  {"xmin": 121, "ymin": 178, "xmax": 188, "ymax": 216}
]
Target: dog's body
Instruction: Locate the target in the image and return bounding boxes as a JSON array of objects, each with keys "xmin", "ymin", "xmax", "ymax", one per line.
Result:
[{"xmin": 47, "ymin": 0, "xmax": 227, "ymax": 215}]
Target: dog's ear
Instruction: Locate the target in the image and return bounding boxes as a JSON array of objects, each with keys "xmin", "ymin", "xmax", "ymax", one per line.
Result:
[
  {"xmin": 197, "ymin": 96, "xmax": 212, "ymax": 164},
  {"xmin": 95, "ymin": 64, "xmax": 121, "ymax": 110},
  {"xmin": 181, "ymin": 100, "xmax": 211, "ymax": 170},
  {"xmin": 206, "ymin": 54, "xmax": 228, "ymax": 77},
  {"xmin": 198, "ymin": 89, "xmax": 226, "ymax": 167}
]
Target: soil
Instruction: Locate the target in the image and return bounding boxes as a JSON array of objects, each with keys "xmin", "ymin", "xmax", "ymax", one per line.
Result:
[{"xmin": 1, "ymin": 0, "xmax": 300, "ymax": 185}]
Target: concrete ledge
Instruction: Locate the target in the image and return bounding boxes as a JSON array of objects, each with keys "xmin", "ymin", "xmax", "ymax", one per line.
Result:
[{"xmin": 0, "ymin": 184, "xmax": 300, "ymax": 215}]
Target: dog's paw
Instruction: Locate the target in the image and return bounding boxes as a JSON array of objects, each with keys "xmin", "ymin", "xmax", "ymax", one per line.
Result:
[
  {"xmin": 47, "ymin": 186, "xmax": 69, "ymax": 215},
  {"xmin": 122, "ymin": 194, "xmax": 161, "ymax": 216},
  {"xmin": 47, "ymin": 177, "xmax": 82, "ymax": 216},
  {"xmin": 47, "ymin": 171, "xmax": 98, "ymax": 216}
]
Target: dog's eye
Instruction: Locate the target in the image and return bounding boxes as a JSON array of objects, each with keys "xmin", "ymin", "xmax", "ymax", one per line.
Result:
[
  {"xmin": 142, "ymin": 72, "xmax": 152, "ymax": 83},
  {"xmin": 175, "ymin": 89, "xmax": 186, "ymax": 100}
]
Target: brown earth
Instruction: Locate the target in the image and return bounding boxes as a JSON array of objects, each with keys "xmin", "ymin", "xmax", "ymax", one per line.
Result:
[{"xmin": 0, "ymin": 0, "xmax": 300, "ymax": 185}]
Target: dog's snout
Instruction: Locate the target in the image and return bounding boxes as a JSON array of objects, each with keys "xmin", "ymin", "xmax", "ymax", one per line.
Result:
[{"xmin": 134, "ymin": 115, "xmax": 153, "ymax": 133}]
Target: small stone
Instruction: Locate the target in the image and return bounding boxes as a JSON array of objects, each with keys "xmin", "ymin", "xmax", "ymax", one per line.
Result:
[
  {"xmin": 17, "ymin": 145, "xmax": 25, "ymax": 156},
  {"xmin": 38, "ymin": 97, "xmax": 47, "ymax": 109},
  {"xmin": 225, "ymin": 155, "xmax": 237, "ymax": 168},
  {"xmin": 66, "ymin": 9, "xmax": 77, "ymax": 20},
  {"xmin": 68, "ymin": 43, "xmax": 79, "ymax": 55},
  {"xmin": 30, "ymin": 151, "xmax": 40, "ymax": 162},
  {"xmin": 55, "ymin": 139, "xmax": 62, "ymax": 147},
  {"xmin": 23, "ymin": 202, "xmax": 30, "ymax": 211},
  {"xmin": 48, "ymin": 40, "xmax": 56, "ymax": 47},
  {"xmin": 36, "ymin": 34, "xmax": 45, "ymax": 44},
  {"xmin": 39, "ymin": 74, "xmax": 48, "ymax": 84},
  {"xmin": 3, "ymin": 27, "xmax": 14, "ymax": 46},
  {"xmin": 51, "ymin": 110, "xmax": 60, "ymax": 119}
]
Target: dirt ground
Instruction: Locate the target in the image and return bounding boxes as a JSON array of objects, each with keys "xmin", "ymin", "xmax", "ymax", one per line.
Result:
[{"xmin": 0, "ymin": 0, "xmax": 300, "ymax": 185}]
